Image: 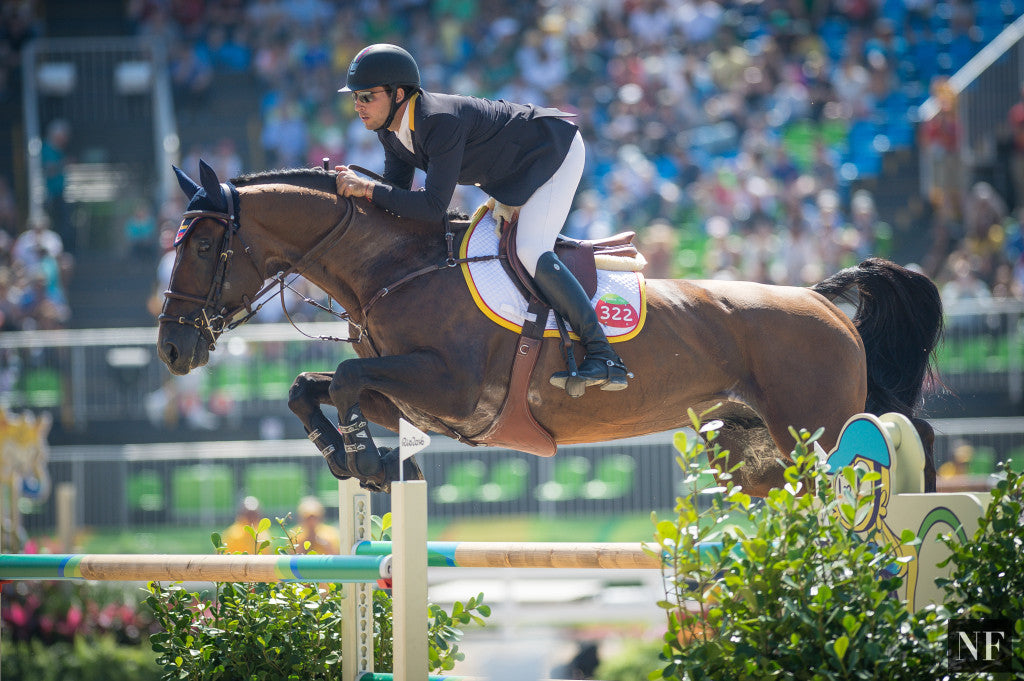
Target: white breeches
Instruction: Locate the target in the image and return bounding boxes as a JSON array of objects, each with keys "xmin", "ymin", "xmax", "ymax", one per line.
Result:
[{"xmin": 514, "ymin": 131, "xmax": 585, "ymax": 276}]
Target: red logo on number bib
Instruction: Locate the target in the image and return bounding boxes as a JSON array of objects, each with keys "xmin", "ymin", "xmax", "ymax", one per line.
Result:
[{"xmin": 595, "ymin": 293, "xmax": 638, "ymax": 329}]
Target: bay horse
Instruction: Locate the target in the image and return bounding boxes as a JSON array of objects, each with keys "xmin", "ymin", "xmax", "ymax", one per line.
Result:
[{"xmin": 158, "ymin": 161, "xmax": 943, "ymax": 495}]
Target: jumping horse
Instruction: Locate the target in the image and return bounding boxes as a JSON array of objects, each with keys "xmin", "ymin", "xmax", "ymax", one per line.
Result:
[{"xmin": 158, "ymin": 161, "xmax": 944, "ymax": 495}]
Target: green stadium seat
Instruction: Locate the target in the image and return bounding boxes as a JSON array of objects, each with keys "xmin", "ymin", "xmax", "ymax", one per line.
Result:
[
  {"xmin": 22, "ymin": 368, "xmax": 61, "ymax": 408},
  {"xmin": 243, "ymin": 463, "xmax": 308, "ymax": 516},
  {"xmin": 256, "ymin": 362, "xmax": 293, "ymax": 401},
  {"xmin": 433, "ymin": 459, "xmax": 486, "ymax": 504},
  {"xmin": 208, "ymin": 363, "xmax": 253, "ymax": 401},
  {"xmin": 966, "ymin": 447, "xmax": 996, "ymax": 476},
  {"xmin": 584, "ymin": 454, "xmax": 637, "ymax": 500},
  {"xmin": 127, "ymin": 470, "xmax": 164, "ymax": 512},
  {"xmin": 171, "ymin": 464, "xmax": 235, "ymax": 518},
  {"xmin": 316, "ymin": 468, "xmax": 342, "ymax": 508},
  {"xmin": 477, "ymin": 458, "xmax": 529, "ymax": 503},
  {"xmin": 536, "ymin": 455, "xmax": 590, "ymax": 502}
]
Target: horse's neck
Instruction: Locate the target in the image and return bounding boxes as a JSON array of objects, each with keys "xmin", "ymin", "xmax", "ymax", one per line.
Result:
[{"xmin": 242, "ymin": 186, "xmax": 455, "ymax": 318}]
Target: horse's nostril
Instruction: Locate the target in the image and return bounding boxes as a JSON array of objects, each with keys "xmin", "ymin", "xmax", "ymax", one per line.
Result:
[{"xmin": 162, "ymin": 341, "xmax": 179, "ymax": 365}]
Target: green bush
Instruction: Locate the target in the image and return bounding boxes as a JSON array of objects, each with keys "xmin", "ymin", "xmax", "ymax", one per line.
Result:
[
  {"xmin": 145, "ymin": 513, "xmax": 489, "ymax": 680},
  {"xmin": 2, "ymin": 635, "xmax": 161, "ymax": 681},
  {"xmin": 595, "ymin": 639, "xmax": 665, "ymax": 681},
  {"xmin": 939, "ymin": 460, "xmax": 1024, "ymax": 675},
  {"xmin": 650, "ymin": 409, "xmax": 948, "ymax": 680}
]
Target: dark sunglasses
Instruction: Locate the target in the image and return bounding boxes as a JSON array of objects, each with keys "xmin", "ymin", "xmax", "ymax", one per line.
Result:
[{"xmin": 352, "ymin": 88, "xmax": 389, "ymax": 104}]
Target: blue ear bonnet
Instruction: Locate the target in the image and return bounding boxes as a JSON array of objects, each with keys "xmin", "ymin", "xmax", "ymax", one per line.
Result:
[{"xmin": 171, "ymin": 159, "xmax": 235, "ymax": 246}]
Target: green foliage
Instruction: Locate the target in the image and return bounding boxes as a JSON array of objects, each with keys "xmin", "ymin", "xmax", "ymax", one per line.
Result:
[
  {"xmin": 651, "ymin": 408, "xmax": 947, "ymax": 680},
  {"xmin": 145, "ymin": 512, "xmax": 489, "ymax": 680},
  {"xmin": 595, "ymin": 639, "xmax": 666, "ymax": 681},
  {"xmin": 939, "ymin": 460, "xmax": 1024, "ymax": 674},
  {"xmin": 1, "ymin": 635, "xmax": 161, "ymax": 681}
]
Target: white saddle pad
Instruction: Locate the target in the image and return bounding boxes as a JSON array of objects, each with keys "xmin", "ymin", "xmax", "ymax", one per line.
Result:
[{"xmin": 458, "ymin": 205, "xmax": 646, "ymax": 342}]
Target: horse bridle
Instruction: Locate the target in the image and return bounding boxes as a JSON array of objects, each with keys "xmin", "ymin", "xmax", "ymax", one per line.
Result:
[
  {"xmin": 159, "ymin": 182, "xmax": 356, "ymax": 351},
  {"xmin": 159, "ymin": 178, "xmax": 498, "ymax": 352},
  {"xmin": 157, "ymin": 183, "xmax": 268, "ymax": 350}
]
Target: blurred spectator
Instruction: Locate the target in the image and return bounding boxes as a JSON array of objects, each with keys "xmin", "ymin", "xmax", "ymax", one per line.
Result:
[
  {"xmin": 123, "ymin": 199, "xmax": 158, "ymax": 260},
  {"xmin": 0, "ymin": 267, "xmax": 22, "ymax": 331},
  {"xmin": 17, "ymin": 270, "xmax": 69, "ymax": 330},
  {"xmin": 551, "ymin": 641, "xmax": 600, "ymax": 680},
  {"xmin": 638, "ymin": 219, "xmax": 677, "ymax": 279},
  {"xmin": 289, "ymin": 496, "xmax": 340, "ymax": 554},
  {"xmin": 147, "ymin": 226, "xmax": 177, "ymax": 318},
  {"xmin": 920, "ymin": 77, "xmax": 962, "ymax": 216},
  {"xmin": 1007, "ymin": 86, "xmax": 1024, "ymax": 212},
  {"xmin": 200, "ymin": 24, "xmax": 251, "ymax": 73},
  {"xmin": 261, "ymin": 98, "xmax": 309, "ymax": 168},
  {"xmin": 848, "ymin": 188, "xmax": 889, "ymax": 259},
  {"xmin": 40, "ymin": 119, "xmax": 72, "ymax": 250},
  {"xmin": 565, "ymin": 190, "xmax": 613, "ymax": 241},
  {"xmin": 937, "ymin": 441, "xmax": 974, "ymax": 478},
  {"xmin": 961, "ymin": 181, "xmax": 1008, "ymax": 283},
  {"xmin": 169, "ymin": 38, "xmax": 214, "ymax": 120},
  {"xmin": 222, "ymin": 496, "xmax": 272, "ymax": 554},
  {"xmin": 991, "ymin": 262, "xmax": 1024, "ymax": 300},
  {"xmin": 210, "ymin": 137, "xmax": 244, "ymax": 180},
  {"xmin": 12, "ymin": 214, "xmax": 63, "ymax": 272},
  {"xmin": 0, "ymin": 175, "xmax": 16, "ymax": 236},
  {"xmin": 940, "ymin": 252, "xmax": 991, "ymax": 330}
]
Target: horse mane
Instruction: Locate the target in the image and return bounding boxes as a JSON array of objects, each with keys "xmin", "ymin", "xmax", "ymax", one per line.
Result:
[
  {"xmin": 229, "ymin": 168, "xmax": 470, "ymax": 221},
  {"xmin": 231, "ymin": 168, "xmax": 337, "ymax": 193}
]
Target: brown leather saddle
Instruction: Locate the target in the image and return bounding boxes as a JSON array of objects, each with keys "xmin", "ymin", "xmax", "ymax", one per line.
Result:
[
  {"xmin": 500, "ymin": 220, "xmax": 640, "ymax": 302},
  {"xmin": 470, "ymin": 216, "xmax": 641, "ymax": 456}
]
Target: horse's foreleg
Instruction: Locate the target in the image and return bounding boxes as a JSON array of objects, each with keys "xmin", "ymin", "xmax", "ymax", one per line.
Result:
[
  {"xmin": 288, "ymin": 371, "xmax": 354, "ymax": 481},
  {"xmin": 327, "ymin": 354, "xmax": 453, "ymax": 492}
]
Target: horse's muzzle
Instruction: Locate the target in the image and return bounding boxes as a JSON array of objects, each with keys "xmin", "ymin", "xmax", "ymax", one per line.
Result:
[{"xmin": 157, "ymin": 328, "xmax": 208, "ymax": 375}]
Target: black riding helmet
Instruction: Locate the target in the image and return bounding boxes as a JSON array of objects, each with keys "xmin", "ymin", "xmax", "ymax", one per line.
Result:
[{"xmin": 339, "ymin": 44, "xmax": 421, "ymax": 131}]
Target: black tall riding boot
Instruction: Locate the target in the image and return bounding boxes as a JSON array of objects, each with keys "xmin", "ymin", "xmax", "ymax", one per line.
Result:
[{"xmin": 532, "ymin": 251, "xmax": 630, "ymax": 393}]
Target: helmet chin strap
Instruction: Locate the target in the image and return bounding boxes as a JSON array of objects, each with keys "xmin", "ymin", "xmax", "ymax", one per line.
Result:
[{"xmin": 375, "ymin": 89, "xmax": 402, "ymax": 132}]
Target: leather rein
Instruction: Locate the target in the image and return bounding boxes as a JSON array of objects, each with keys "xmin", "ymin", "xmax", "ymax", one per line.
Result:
[{"xmin": 159, "ymin": 181, "xmax": 501, "ymax": 351}]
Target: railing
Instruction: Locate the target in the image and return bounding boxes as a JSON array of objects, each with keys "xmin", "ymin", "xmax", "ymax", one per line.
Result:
[
  {"xmin": 0, "ymin": 322, "xmax": 358, "ymax": 430},
  {"xmin": 917, "ymin": 14, "xmax": 1024, "ymax": 192}
]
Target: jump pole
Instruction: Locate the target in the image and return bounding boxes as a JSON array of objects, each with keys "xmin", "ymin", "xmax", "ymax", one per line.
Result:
[{"xmin": 0, "ymin": 552, "xmax": 391, "ymax": 582}]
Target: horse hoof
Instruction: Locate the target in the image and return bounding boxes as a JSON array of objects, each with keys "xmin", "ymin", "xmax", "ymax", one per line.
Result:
[
  {"xmin": 356, "ymin": 451, "xmax": 425, "ymax": 494},
  {"xmin": 323, "ymin": 450, "xmax": 353, "ymax": 481}
]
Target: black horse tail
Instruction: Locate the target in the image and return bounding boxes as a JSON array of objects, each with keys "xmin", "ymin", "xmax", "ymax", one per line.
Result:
[{"xmin": 812, "ymin": 258, "xmax": 944, "ymax": 418}]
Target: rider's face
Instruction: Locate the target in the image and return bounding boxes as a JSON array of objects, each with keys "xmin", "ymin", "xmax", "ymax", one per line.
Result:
[{"xmin": 352, "ymin": 88, "xmax": 391, "ymax": 130}]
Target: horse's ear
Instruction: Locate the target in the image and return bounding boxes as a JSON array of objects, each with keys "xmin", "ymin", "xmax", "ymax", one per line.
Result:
[
  {"xmin": 173, "ymin": 165, "xmax": 200, "ymax": 199},
  {"xmin": 198, "ymin": 159, "xmax": 227, "ymax": 211}
]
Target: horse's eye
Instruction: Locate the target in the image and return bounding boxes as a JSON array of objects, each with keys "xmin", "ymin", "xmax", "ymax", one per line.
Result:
[{"xmin": 197, "ymin": 238, "xmax": 212, "ymax": 255}]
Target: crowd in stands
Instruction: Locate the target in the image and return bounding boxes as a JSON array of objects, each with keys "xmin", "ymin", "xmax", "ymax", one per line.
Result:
[
  {"xmin": 6, "ymin": 0, "xmax": 1024, "ymax": 336},
  {"xmin": 136, "ymin": 0, "xmax": 1024, "ymax": 306},
  {"xmin": 0, "ymin": 205, "xmax": 72, "ymax": 333}
]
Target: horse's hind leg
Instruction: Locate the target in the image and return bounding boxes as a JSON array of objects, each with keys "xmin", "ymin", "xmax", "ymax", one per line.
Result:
[
  {"xmin": 288, "ymin": 372, "xmax": 355, "ymax": 481},
  {"xmin": 705, "ymin": 403, "xmax": 789, "ymax": 497}
]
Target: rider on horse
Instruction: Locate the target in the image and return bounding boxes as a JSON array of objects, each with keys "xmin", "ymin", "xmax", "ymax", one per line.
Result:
[{"xmin": 333, "ymin": 43, "xmax": 630, "ymax": 394}]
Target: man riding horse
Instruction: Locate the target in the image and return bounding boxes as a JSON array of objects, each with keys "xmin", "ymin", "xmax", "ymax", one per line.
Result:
[{"xmin": 333, "ymin": 43, "xmax": 630, "ymax": 394}]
